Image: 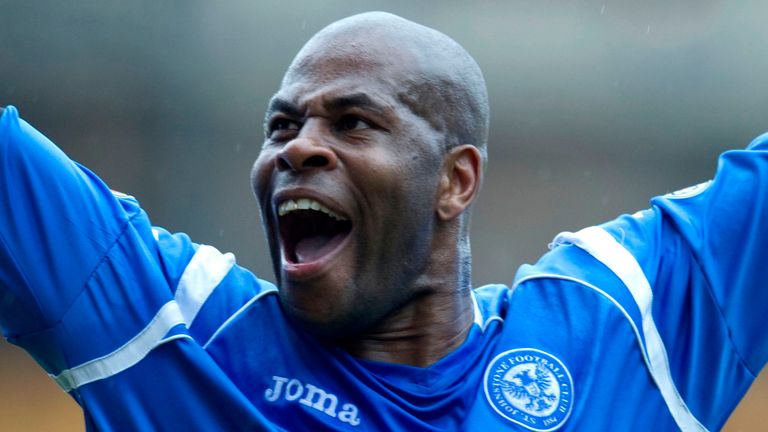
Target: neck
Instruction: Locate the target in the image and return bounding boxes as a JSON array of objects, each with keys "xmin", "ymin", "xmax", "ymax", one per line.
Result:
[
  {"xmin": 341, "ymin": 221, "xmax": 475, "ymax": 367},
  {"xmin": 341, "ymin": 288, "xmax": 475, "ymax": 367}
]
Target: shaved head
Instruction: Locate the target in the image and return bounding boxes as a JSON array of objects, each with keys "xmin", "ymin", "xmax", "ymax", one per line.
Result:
[
  {"xmin": 283, "ymin": 12, "xmax": 490, "ymax": 163},
  {"xmin": 254, "ymin": 12, "xmax": 487, "ymax": 340}
]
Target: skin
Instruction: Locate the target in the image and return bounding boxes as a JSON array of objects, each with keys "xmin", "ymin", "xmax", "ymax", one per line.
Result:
[{"xmin": 251, "ymin": 12, "xmax": 489, "ymax": 367}]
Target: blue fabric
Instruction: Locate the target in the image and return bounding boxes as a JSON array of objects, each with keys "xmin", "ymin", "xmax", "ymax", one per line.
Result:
[
  {"xmin": 596, "ymin": 134, "xmax": 768, "ymax": 428},
  {"xmin": 0, "ymin": 106, "xmax": 274, "ymax": 430},
  {"xmin": 1, "ymin": 105, "xmax": 766, "ymax": 431}
]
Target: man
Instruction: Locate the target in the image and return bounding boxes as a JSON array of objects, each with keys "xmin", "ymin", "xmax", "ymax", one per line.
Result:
[{"xmin": 0, "ymin": 11, "xmax": 765, "ymax": 431}]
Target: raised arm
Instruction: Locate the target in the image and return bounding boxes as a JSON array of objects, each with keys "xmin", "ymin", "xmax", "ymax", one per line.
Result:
[
  {"xmin": 601, "ymin": 134, "xmax": 768, "ymax": 428},
  {"xmin": 0, "ymin": 106, "xmax": 147, "ymax": 342},
  {"xmin": 0, "ymin": 106, "xmax": 276, "ymax": 430}
]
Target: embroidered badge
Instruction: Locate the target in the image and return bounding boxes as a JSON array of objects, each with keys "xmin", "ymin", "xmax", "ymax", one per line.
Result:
[{"xmin": 483, "ymin": 348, "xmax": 573, "ymax": 431}]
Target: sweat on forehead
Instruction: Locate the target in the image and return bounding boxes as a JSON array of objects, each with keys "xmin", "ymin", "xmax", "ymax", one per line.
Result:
[{"xmin": 280, "ymin": 12, "xmax": 490, "ymax": 157}]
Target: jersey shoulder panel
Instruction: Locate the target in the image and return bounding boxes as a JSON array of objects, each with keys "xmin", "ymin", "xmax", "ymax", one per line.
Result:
[{"xmin": 149, "ymin": 226, "xmax": 273, "ymax": 347}]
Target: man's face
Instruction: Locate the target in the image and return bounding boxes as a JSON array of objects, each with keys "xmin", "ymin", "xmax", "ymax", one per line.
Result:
[{"xmin": 251, "ymin": 49, "xmax": 445, "ymax": 337}]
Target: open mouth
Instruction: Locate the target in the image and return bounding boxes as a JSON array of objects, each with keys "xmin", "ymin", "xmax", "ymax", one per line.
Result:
[{"xmin": 277, "ymin": 198, "xmax": 353, "ymax": 265}]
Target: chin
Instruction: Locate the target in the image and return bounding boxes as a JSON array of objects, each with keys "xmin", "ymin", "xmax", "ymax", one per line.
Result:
[{"xmin": 277, "ymin": 288, "xmax": 363, "ymax": 340}]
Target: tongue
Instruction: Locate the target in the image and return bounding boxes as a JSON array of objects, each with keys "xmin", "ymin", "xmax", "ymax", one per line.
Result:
[{"xmin": 295, "ymin": 233, "xmax": 340, "ymax": 263}]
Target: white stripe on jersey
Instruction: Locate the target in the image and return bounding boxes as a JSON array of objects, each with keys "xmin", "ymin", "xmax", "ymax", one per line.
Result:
[
  {"xmin": 553, "ymin": 226, "xmax": 707, "ymax": 432},
  {"xmin": 175, "ymin": 244, "xmax": 236, "ymax": 326},
  {"xmin": 52, "ymin": 301, "xmax": 189, "ymax": 392},
  {"xmin": 51, "ymin": 242, "xmax": 235, "ymax": 391}
]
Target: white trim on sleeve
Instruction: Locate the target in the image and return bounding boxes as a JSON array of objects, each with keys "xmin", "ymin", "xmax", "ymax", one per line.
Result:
[
  {"xmin": 553, "ymin": 226, "xmax": 707, "ymax": 432},
  {"xmin": 174, "ymin": 244, "xmax": 236, "ymax": 326},
  {"xmin": 51, "ymin": 301, "xmax": 188, "ymax": 392},
  {"xmin": 50, "ymin": 243, "xmax": 237, "ymax": 391}
]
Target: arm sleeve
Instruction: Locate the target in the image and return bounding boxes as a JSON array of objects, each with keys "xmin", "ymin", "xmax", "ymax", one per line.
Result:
[
  {"xmin": 0, "ymin": 106, "xmax": 178, "ymax": 377},
  {"xmin": 0, "ymin": 106, "xmax": 140, "ymax": 336},
  {"xmin": 601, "ymin": 133, "xmax": 768, "ymax": 428},
  {"xmin": 0, "ymin": 107, "xmax": 280, "ymax": 430},
  {"xmin": 652, "ymin": 134, "xmax": 768, "ymax": 375}
]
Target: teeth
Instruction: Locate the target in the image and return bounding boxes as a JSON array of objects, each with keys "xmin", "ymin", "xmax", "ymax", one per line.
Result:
[
  {"xmin": 278, "ymin": 198, "xmax": 348, "ymax": 221},
  {"xmin": 297, "ymin": 198, "xmax": 311, "ymax": 210}
]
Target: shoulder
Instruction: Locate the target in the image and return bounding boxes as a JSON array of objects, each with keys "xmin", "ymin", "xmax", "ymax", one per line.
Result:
[
  {"xmin": 511, "ymin": 228, "xmax": 651, "ymax": 343},
  {"xmin": 149, "ymin": 226, "xmax": 278, "ymax": 346}
]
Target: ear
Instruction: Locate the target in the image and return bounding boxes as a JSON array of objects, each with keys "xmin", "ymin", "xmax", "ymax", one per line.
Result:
[{"xmin": 436, "ymin": 145, "xmax": 483, "ymax": 221}]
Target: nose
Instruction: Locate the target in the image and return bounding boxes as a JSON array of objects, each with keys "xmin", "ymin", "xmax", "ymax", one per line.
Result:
[{"xmin": 276, "ymin": 124, "xmax": 338, "ymax": 172}]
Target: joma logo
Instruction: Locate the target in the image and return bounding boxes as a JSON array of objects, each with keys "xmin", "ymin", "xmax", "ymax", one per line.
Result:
[{"xmin": 264, "ymin": 375, "xmax": 361, "ymax": 426}]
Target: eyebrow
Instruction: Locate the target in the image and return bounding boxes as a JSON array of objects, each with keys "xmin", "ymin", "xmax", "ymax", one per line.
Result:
[
  {"xmin": 323, "ymin": 93, "xmax": 389, "ymax": 117},
  {"xmin": 265, "ymin": 93, "xmax": 391, "ymax": 119},
  {"xmin": 265, "ymin": 97, "xmax": 302, "ymax": 119}
]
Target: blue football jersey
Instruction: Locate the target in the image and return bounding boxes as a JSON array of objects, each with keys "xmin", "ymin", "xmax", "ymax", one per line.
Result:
[{"xmin": 1, "ymin": 105, "xmax": 766, "ymax": 431}]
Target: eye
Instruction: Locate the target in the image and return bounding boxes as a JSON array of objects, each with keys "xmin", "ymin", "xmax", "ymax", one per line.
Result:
[
  {"xmin": 267, "ymin": 118, "xmax": 301, "ymax": 139},
  {"xmin": 336, "ymin": 115, "xmax": 371, "ymax": 132}
]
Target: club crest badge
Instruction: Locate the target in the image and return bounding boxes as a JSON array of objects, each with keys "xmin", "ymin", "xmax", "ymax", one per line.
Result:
[{"xmin": 483, "ymin": 348, "xmax": 573, "ymax": 431}]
